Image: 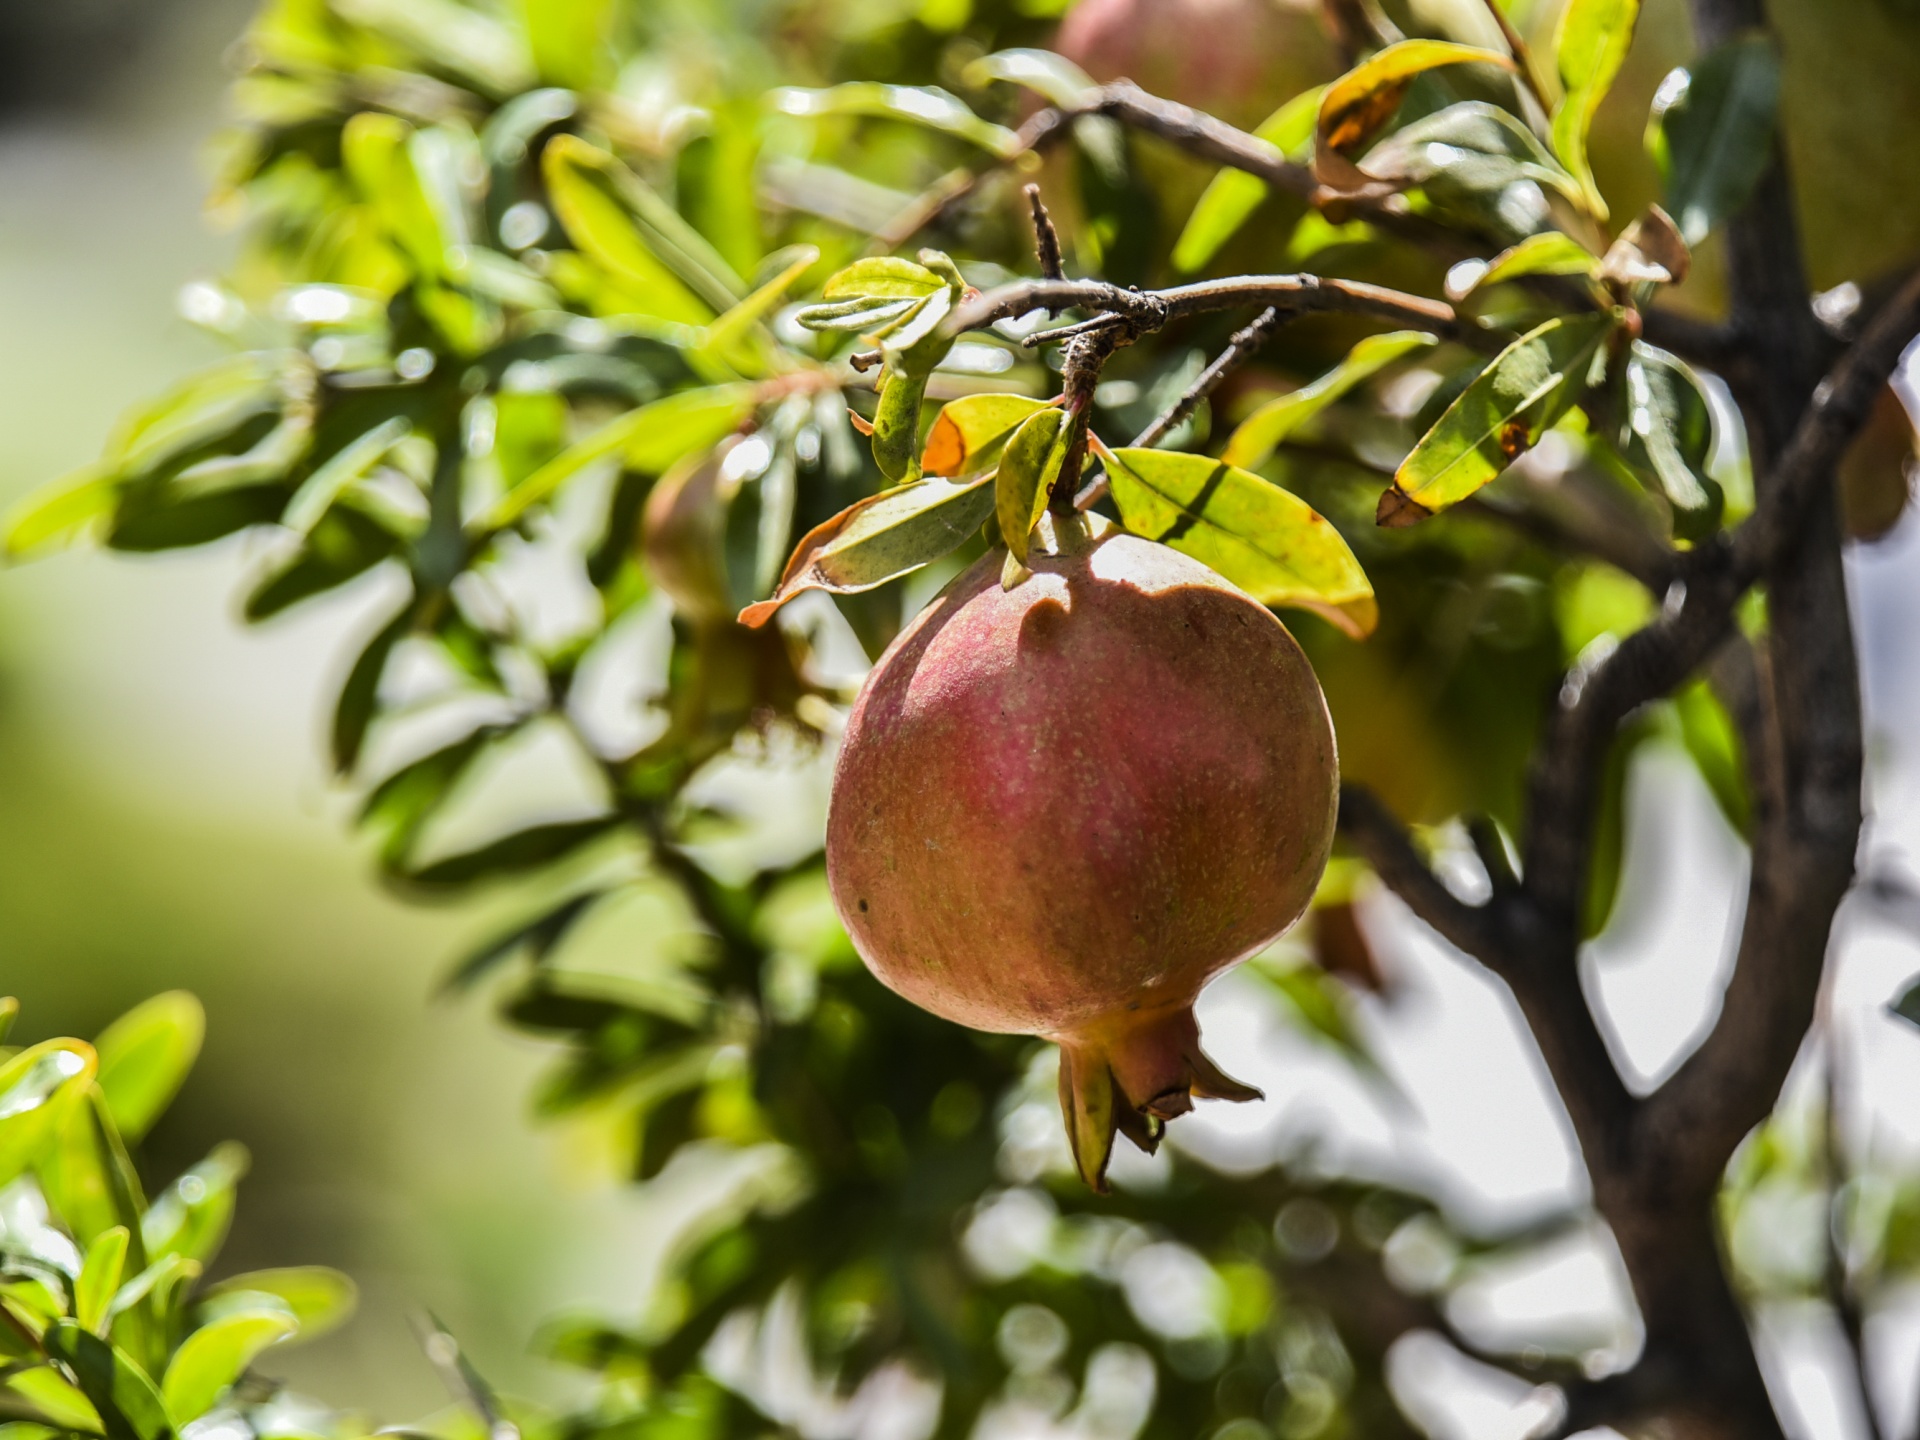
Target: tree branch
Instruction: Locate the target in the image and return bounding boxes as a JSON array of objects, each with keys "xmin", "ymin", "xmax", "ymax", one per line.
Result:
[
  {"xmin": 1132, "ymin": 305, "xmax": 1284, "ymax": 448},
  {"xmin": 948, "ymin": 273, "xmax": 1471, "ymax": 346}
]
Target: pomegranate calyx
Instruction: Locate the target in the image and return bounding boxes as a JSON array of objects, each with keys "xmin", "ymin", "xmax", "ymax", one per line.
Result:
[{"xmin": 1055, "ymin": 1005, "xmax": 1261, "ymax": 1191}]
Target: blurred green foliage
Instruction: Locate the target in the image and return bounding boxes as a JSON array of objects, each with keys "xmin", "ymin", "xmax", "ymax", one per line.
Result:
[{"xmin": 4, "ymin": 0, "xmax": 1918, "ymax": 1436}]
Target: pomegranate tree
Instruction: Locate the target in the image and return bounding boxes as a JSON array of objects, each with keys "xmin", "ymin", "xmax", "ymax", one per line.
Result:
[{"xmin": 825, "ymin": 521, "xmax": 1338, "ymax": 1188}]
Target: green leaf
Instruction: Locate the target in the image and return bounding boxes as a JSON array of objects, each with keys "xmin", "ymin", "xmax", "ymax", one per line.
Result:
[
  {"xmin": 2, "ymin": 468, "xmax": 116, "ymax": 561},
  {"xmin": 93, "ymin": 994, "xmax": 204, "ymax": 1145},
  {"xmin": 1103, "ymin": 448, "xmax": 1377, "ymax": 637},
  {"xmin": 1619, "ymin": 341, "xmax": 1722, "ymax": 540},
  {"xmin": 161, "ymin": 1311, "xmax": 297, "ymax": 1426},
  {"xmin": 485, "ymin": 384, "xmax": 756, "ymax": 529},
  {"xmin": 793, "ymin": 296, "xmax": 922, "ymax": 333},
  {"xmin": 1222, "ymin": 332, "xmax": 1437, "ymax": 470},
  {"xmin": 819, "ymin": 256, "xmax": 947, "ymax": 302},
  {"xmin": 739, "ymin": 475, "xmax": 994, "ymax": 627},
  {"xmin": 39, "ymin": 1089, "xmax": 148, "ymax": 1251},
  {"xmin": 102, "ymin": 357, "xmax": 282, "ymax": 486},
  {"xmin": 543, "ymin": 136, "xmax": 743, "ymax": 323},
  {"xmin": 1172, "ymin": 87, "xmax": 1324, "ymax": 273},
  {"xmin": 4, "ymin": 1367, "xmax": 102, "ymax": 1433},
  {"xmin": 700, "ymin": 244, "xmax": 820, "ymax": 369},
  {"xmin": 1253, "ymin": 956, "xmax": 1383, "ymax": 1079},
  {"xmin": 995, "ymin": 408, "xmax": 1072, "ymax": 567},
  {"xmin": 142, "ymin": 1144, "xmax": 248, "ymax": 1267},
  {"xmin": 1551, "ymin": 0, "xmax": 1641, "ymax": 220},
  {"xmin": 40, "ymin": 1322, "xmax": 170, "ymax": 1440},
  {"xmin": 962, "ymin": 48, "xmax": 1098, "ymax": 107},
  {"xmin": 105, "ymin": 1255, "xmax": 198, "ymax": 1331},
  {"xmin": 399, "ymin": 817, "xmax": 624, "ymax": 891},
  {"xmin": 769, "ymin": 84, "xmax": 1019, "ymax": 158},
  {"xmin": 332, "ymin": 0, "xmax": 534, "ymax": 96},
  {"xmin": 439, "ymin": 891, "xmax": 606, "ymax": 994},
  {"xmin": 341, "ymin": 112, "xmax": 448, "ymax": 278},
  {"xmin": 1647, "ymin": 35, "xmax": 1782, "ymax": 245},
  {"xmin": 1673, "ymin": 680, "xmax": 1751, "ymax": 840},
  {"xmin": 1891, "ymin": 978, "xmax": 1920, "ymax": 1031},
  {"xmin": 282, "ymin": 417, "xmax": 411, "ymax": 534},
  {"xmin": 200, "ymin": 1268, "xmax": 356, "ymax": 1344},
  {"xmin": 75, "ymin": 1230, "xmax": 129, "ymax": 1336},
  {"xmin": 331, "ymin": 599, "xmax": 416, "ymax": 775},
  {"xmin": 1382, "ymin": 313, "xmax": 1616, "ymax": 523},
  {"xmin": 245, "ymin": 507, "xmax": 400, "ymax": 622},
  {"xmin": 1317, "ymin": 41, "xmax": 1515, "ymax": 157},
  {"xmin": 0, "ymin": 998, "xmax": 14, "ymax": 1046},
  {"xmin": 1451, "ymin": 232, "xmax": 1600, "ymax": 300},
  {"xmin": 1360, "ymin": 102, "xmax": 1582, "ymax": 204},
  {"xmin": 520, "ymin": 0, "xmax": 611, "ymax": 89},
  {"xmin": 1585, "ymin": 711, "xmax": 1660, "ymax": 937},
  {"xmin": 0, "ymin": 1042, "xmax": 95, "ymax": 1192},
  {"xmin": 361, "ymin": 724, "xmax": 516, "ymax": 870},
  {"xmin": 919, "ymin": 395, "xmax": 1054, "ymax": 479}
]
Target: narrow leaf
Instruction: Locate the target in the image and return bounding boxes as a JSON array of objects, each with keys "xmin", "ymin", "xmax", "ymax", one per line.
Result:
[
  {"xmin": 2, "ymin": 468, "xmax": 117, "ymax": 561},
  {"xmin": 399, "ymin": 817, "xmax": 623, "ymax": 891},
  {"xmin": 962, "ymin": 48, "xmax": 1099, "ymax": 107},
  {"xmin": 438, "ymin": 891, "xmax": 606, "ymax": 994},
  {"xmin": 1223, "ymin": 332, "xmax": 1437, "ymax": 470},
  {"xmin": 701, "ymin": 244, "xmax": 819, "ymax": 363},
  {"xmin": 485, "ymin": 383, "xmax": 756, "ymax": 529},
  {"xmin": 739, "ymin": 475, "xmax": 994, "ymax": 627},
  {"xmin": 161, "ymin": 1311, "xmax": 297, "ymax": 1426},
  {"xmin": 1451, "ymin": 232, "xmax": 1600, "ymax": 300},
  {"xmin": 1383, "ymin": 313, "xmax": 1616, "ymax": 523},
  {"xmin": 793, "ymin": 296, "xmax": 921, "ymax": 333},
  {"xmin": 770, "ymin": 84, "xmax": 1019, "ymax": 158},
  {"xmin": 1172, "ymin": 87, "xmax": 1323, "ymax": 272},
  {"xmin": 820, "ymin": 257, "xmax": 946, "ymax": 302},
  {"xmin": 1317, "ymin": 41, "xmax": 1514, "ymax": 158},
  {"xmin": 75, "ymin": 1230, "xmax": 129, "ymax": 1336},
  {"xmin": 93, "ymin": 995, "xmax": 204, "ymax": 1145},
  {"xmin": 0, "ymin": 1042, "xmax": 96, "ymax": 1192},
  {"xmin": 142, "ymin": 1145, "xmax": 248, "ymax": 1267},
  {"xmin": 1104, "ymin": 448, "xmax": 1376, "ymax": 638},
  {"xmin": 920, "ymin": 395, "xmax": 1054, "ymax": 478},
  {"xmin": 331, "ymin": 599, "xmax": 415, "ymax": 775},
  {"xmin": 1551, "ymin": 0, "xmax": 1641, "ymax": 220},
  {"xmin": 1598, "ymin": 205, "xmax": 1691, "ymax": 288},
  {"xmin": 1647, "ymin": 35, "xmax": 1781, "ymax": 246},
  {"xmin": 543, "ymin": 136, "xmax": 741, "ymax": 324},
  {"xmin": 1620, "ymin": 341, "xmax": 1723, "ymax": 540},
  {"xmin": 1361, "ymin": 101, "xmax": 1582, "ymax": 203},
  {"xmin": 41, "ymin": 1322, "xmax": 170, "ymax": 1440},
  {"xmin": 200, "ymin": 1269, "xmax": 356, "ymax": 1344},
  {"xmin": 995, "ymin": 408, "xmax": 1071, "ymax": 568}
]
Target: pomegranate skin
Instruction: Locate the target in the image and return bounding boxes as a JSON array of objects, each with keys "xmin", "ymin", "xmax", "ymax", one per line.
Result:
[{"xmin": 827, "ymin": 531, "xmax": 1337, "ymax": 1047}]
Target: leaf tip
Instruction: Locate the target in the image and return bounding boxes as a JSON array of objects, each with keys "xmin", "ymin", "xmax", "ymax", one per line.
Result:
[
  {"xmin": 1375, "ymin": 488, "xmax": 1432, "ymax": 528},
  {"xmin": 737, "ymin": 598, "xmax": 782, "ymax": 628}
]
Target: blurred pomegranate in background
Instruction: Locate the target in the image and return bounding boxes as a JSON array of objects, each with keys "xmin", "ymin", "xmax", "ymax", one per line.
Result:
[{"xmin": 1052, "ymin": 0, "xmax": 1340, "ymax": 127}]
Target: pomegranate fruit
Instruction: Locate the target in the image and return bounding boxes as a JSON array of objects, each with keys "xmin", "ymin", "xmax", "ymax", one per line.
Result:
[
  {"xmin": 1052, "ymin": 0, "xmax": 1338, "ymax": 130},
  {"xmin": 826, "ymin": 519, "xmax": 1338, "ymax": 1188}
]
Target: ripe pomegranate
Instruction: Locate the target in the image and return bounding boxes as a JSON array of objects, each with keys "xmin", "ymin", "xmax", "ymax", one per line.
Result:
[
  {"xmin": 1052, "ymin": 0, "xmax": 1338, "ymax": 129},
  {"xmin": 826, "ymin": 520, "xmax": 1338, "ymax": 1189}
]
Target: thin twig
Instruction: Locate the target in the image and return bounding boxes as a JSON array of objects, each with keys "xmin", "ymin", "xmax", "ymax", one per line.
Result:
[
  {"xmin": 1477, "ymin": 0, "xmax": 1556, "ymax": 120},
  {"xmin": 949, "ymin": 273, "xmax": 1470, "ymax": 347},
  {"xmin": 1132, "ymin": 305, "xmax": 1286, "ymax": 448},
  {"xmin": 1024, "ymin": 182, "xmax": 1064, "ymax": 283}
]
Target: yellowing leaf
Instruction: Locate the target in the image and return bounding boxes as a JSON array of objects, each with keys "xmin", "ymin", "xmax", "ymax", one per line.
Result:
[
  {"xmin": 1451, "ymin": 231, "xmax": 1600, "ymax": 300},
  {"xmin": 1317, "ymin": 41, "xmax": 1514, "ymax": 159},
  {"xmin": 995, "ymin": 408, "xmax": 1072, "ymax": 568},
  {"xmin": 1552, "ymin": 0, "xmax": 1641, "ymax": 221},
  {"xmin": 1382, "ymin": 313, "xmax": 1615, "ymax": 523},
  {"xmin": 738, "ymin": 475, "xmax": 994, "ymax": 626},
  {"xmin": 1103, "ymin": 448, "xmax": 1376, "ymax": 638},
  {"xmin": 1223, "ymin": 332, "xmax": 1437, "ymax": 470},
  {"xmin": 920, "ymin": 394, "xmax": 1055, "ymax": 477},
  {"xmin": 820, "ymin": 256, "xmax": 947, "ymax": 301}
]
